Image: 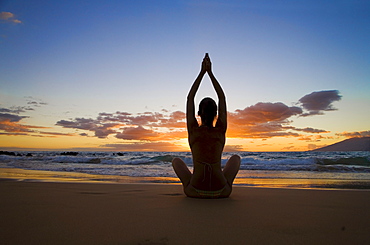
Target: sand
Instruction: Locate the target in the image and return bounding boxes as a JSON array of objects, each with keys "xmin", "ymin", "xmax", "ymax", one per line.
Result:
[{"xmin": 1, "ymin": 180, "xmax": 369, "ymax": 245}]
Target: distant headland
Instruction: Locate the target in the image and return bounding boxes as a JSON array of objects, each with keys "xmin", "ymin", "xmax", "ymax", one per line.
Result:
[{"xmin": 312, "ymin": 137, "xmax": 370, "ymax": 151}]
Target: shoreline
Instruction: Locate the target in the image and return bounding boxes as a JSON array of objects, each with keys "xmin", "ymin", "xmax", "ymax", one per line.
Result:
[
  {"xmin": 1, "ymin": 180, "xmax": 369, "ymax": 244},
  {"xmin": 1, "ymin": 167, "xmax": 370, "ymax": 191}
]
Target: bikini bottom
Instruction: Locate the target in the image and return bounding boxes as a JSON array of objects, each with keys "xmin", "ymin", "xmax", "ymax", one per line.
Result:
[{"xmin": 192, "ymin": 185, "xmax": 226, "ymax": 199}]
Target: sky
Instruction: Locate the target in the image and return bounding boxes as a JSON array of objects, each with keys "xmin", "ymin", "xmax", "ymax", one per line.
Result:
[{"xmin": 0, "ymin": 0, "xmax": 369, "ymax": 152}]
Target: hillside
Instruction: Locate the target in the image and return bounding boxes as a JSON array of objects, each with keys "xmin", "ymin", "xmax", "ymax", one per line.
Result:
[{"xmin": 312, "ymin": 137, "xmax": 370, "ymax": 151}]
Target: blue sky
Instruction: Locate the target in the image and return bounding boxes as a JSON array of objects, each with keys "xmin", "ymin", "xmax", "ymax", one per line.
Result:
[{"xmin": 1, "ymin": 0, "xmax": 369, "ymax": 151}]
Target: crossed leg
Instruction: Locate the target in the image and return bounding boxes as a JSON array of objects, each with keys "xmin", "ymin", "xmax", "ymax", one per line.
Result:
[
  {"xmin": 172, "ymin": 155, "xmax": 241, "ymax": 197},
  {"xmin": 223, "ymin": 155, "xmax": 241, "ymax": 186},
  {"xmin": 172, "ymin": 157, "xmax": 192, "ymax": 187}
]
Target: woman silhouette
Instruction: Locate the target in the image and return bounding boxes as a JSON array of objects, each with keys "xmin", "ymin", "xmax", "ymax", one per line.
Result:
[{"xmin": 172, "ymin": 53, "xmax": 240, "ymax": 198}]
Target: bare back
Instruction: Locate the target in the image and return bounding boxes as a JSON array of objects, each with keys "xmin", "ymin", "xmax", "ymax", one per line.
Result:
[{"xmin": 189, "ymin": 125, "xmax": 225, "ymax": 165}]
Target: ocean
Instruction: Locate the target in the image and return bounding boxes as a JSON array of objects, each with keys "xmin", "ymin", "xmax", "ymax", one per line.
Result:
[{"xmin": 1, "ymin": 151, "xmax": 370, "ymax": 189}]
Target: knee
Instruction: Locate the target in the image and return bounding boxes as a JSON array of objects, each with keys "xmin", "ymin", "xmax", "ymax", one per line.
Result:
[
  {"xmin": 229, "ymin": 155, "xmax": 241, "ymax": 168},
  {"xmin": 230, "ymin": 154, "xmax": 241, "ymax": 163},
  {"xmin": 172, "ymin": 157, "xmax": 182, "ymax": 167}
]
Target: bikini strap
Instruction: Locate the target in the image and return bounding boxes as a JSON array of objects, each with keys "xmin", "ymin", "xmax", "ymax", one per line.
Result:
[{"xmin": 201, "ymin": 162, "xmax": 214, "ymax": 190}]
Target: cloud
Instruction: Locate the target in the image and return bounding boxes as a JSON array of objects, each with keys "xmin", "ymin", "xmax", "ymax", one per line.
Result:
[
  {"xmin": 281, "ymin": 145, "xmax": 296, "ymax": 151},
  {"xmin": 56, "ymin": 118, "xmax": 121, "ymax": 138},
  {"xmin": 0, "ymin": 107, "xmax": 33, "ymax": 114},
  {"xmin": 298, "ymin": 90, "xmax": 342, "ymax": 116},
  {"xmin": 0, "ymin": 116, "xmax": 45, "ymax": 134},
  {"xmin": 0, "ymin": 113, "xmax": 35, "ymax": 134},
  {"xmin": 153, "ymin": 111, "xmax": 186, "ymax": 128},
  {"xmin": 298, "ymin": 135, "xmax": 330, "ymax": 142},
  {"xmin": 32, "ymin": 131, "xmax": 75, "ymax": 137},
  {"xmin": 103, "ymin": 142, "xmax": 184, "ymax": 151},
  {"xmin": 94, "ymin": 123, "xmax": 120, "ymax": 138},
  {"xmin": 225, "ymin": 92, "xmax": 338, "ymax": 139},
  {"xmin": 0, "ymin": 12, "xmax": 22, "ymax": 24},
  {"xmin": 229, "ymin": 102, "xmax": 302, "ymax": 125},
  {"xmin": 290, "ymin": 127, "xmax": 329, "ymax": 134},
  {"xmin": 336, "ymin": 130, "xmax": 370, "ymax": 138},
  {"xmin": 223, "ymin": 145, "xmax": 244, "ymax": 152},
  {"xmin": 0, "ymin": 103, "xmax": 58, "ymax": 137},
  {"xmin": 25, "ymin": 97, "xmax": 48, "ymax": 107},
  {"xmin": 54, "ymin": 90, "xmax": 339, "ymax": 142},
  {"xmin": 56, "ymin": 110, "xmax": 186, "ymax": 141},
  {"xmin": 116, "ymin": 126, "xmax": 160, "ymax": 141},
  {"xmin": 0, "ymin": 113, "xmax": 27, "ymax": 122},
  {"xmin": 226, "ymin": 102, "xmax": 303, "ymax": 139}
]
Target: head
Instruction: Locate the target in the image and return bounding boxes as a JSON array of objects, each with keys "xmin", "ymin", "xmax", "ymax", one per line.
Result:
[{"xmin": 198, "ymin": 97, "xmax": 217, "ymax": 127}]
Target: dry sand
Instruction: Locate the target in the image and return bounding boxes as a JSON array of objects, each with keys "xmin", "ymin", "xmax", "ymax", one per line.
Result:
[{"xmin": 1, "ymin": 180, "xmax": 369, "ymax": 245}]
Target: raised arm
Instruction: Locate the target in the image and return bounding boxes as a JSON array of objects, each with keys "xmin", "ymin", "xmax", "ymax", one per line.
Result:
[
  {"xmin": 204, "ymin": 55, "xmax": 227, "ymax": 131},
  {"xmin": 187, "ymin": 58, "xmax": 207, "ymax": 131}
]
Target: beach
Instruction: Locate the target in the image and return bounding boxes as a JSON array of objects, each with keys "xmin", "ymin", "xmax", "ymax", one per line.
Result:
[{"xmin": 1, "ymin": 177, "xmax": 369, "ymax": 244}]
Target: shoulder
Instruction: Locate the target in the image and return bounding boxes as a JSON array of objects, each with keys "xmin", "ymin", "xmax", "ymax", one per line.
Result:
[{"xmin": 215, "ymin": 119, "xmax": 227, "ymax": 133}]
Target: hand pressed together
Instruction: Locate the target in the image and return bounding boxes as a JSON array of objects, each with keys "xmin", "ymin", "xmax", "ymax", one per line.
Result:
[{"xmin": 201, "ymin": 53, "xmax": 212, "ymax": 73}]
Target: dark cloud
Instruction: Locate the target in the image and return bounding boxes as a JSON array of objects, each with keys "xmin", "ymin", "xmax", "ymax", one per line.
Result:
[
  {"xmin": 0, "ymin": 107, "xmax": 32, "ymax": 114},
  {"xmin": 1, "ymin": 98, "xmax": 46, "ymax": 115},
  {"xmin": 94, "ymin": 124, "xmax": 119, "ymax": 138},
  {"xmin": 291, "ymin": 127, "xmax": 329, "ymax": 134},
  {"xmin": 0, "ymin": 113, "xmax": 27, "ymax": 122},
  {"xmin": 56, "ymin": 118, "xmax": 98, "ymax": 131},
  {"xmin": 298, "ymin": 90, "xmax": 341, "ymax": 116},
  {"xmin": 56, "ymin": 118, "xmax": 121, "ymax": 138},
  {"xmin": 25, "ymin": 97, "xmax": 48, "ymax": 107}
]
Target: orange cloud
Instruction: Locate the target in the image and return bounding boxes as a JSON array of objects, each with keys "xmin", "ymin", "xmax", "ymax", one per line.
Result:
[
  {"xmin": 336, "ymin": 130, "xmax": 370, "ymax": 138},
  {"xmin": 0, "ymin": 117, "xmax": 45, "ymax": 134},
  {"xmin": 0, "ymin": 12, "xmax": 22, "ymax": 24},
  {"xmin": 25, "ymin": 89, "xmax": 335, "ymax": 147},
  {"xmin": 0, "ymin": 104, "xmax": 68, "ymax": 138},
  {"xmin": 223, "ymin": 145, "xmax": 244, "ymax": 152},
  {"xmin": 39, "ymin": 132, "xmax": 75, "ymax": 137},
  {"xmin": 56, "ymin": 98, "xmax": 333, "ymax": 143},
  {"xmin": 116, "ymin": 126, "xmax": 160, "ymax": 141},
  {"xmin": 103, "ymin": 142, "xmax": 184, "ymax": 151},
  {"xmin": 226, "ymin": 102, "xmax": 302, "ymax": 139},
  {"xmin": 298, "ymin": 135, "xmax": 324, "ymax": 142}
]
